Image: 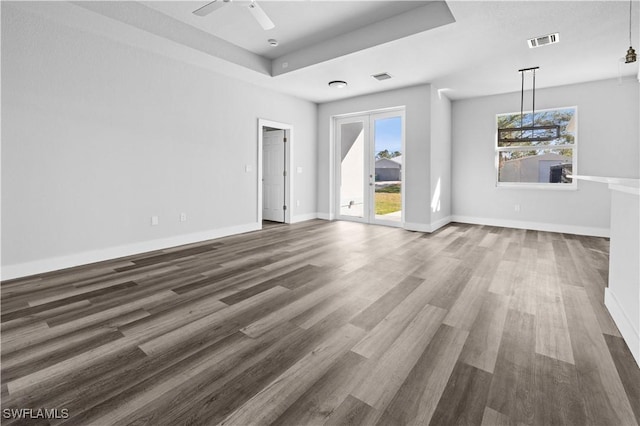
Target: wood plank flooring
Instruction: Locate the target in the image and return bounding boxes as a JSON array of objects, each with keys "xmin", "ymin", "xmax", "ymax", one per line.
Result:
[{"xmin": 2, "ymin": 220, "xmax": 639, "ymax": 425}]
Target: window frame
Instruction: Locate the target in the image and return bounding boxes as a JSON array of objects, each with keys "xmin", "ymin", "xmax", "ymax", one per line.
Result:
[{"xmin": 495, "ymin": 106, "xmax": 578, "ymax": 190}]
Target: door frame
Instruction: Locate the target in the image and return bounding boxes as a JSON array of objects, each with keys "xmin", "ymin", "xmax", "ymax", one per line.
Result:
[
  {"xmin": 332, "ymin": 107, "xmax": 405, "ymax": 227},
  {"xmin": 258, "ymin": 119, "xmax": 293, "ymax": 226},
  {"xmin": 369, "ymin": 109, "xmax": 406, "ymax": 227}
]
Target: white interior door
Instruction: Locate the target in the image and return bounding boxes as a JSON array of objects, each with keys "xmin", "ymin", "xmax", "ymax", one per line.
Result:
[{"xmin": 263, "ymin": 129, "xmax": 285, "ymax": 222}]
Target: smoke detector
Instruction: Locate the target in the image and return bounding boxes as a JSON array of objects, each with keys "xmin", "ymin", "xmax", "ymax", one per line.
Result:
[{"xmin": 527, "ymin": 33, "xmax": 559, "ymax": 48}]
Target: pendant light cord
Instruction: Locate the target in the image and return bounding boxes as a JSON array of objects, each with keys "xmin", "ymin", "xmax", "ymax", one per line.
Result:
[
  {"xmin": 630, "ymin": 0, "xmax": 633, "ymax": 46},
  {"xmin": 520, "ymin": 70, "xmax": 524, "ymax": 134},
  {"xmin": 517, "ymin": 67, "xmax": 540, "ymax": 137},
  {"xmin": 532, "ymin": 68, "xmax": 536, "ymax": 129}
]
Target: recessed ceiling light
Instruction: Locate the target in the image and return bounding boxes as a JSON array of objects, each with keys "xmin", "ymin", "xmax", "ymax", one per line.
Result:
[
  {"xmin": 268, "ymin": 39, "xmax": 278, "ymax": 47},
  {"xmin": 328, "ymin": 80, "xmax": 347, "ymax": 89}
]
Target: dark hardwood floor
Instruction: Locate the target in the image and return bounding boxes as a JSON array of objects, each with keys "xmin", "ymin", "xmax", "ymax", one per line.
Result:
[{"xmin": 1, "ymin": 220, "xmax": 639, "ymax": 425}]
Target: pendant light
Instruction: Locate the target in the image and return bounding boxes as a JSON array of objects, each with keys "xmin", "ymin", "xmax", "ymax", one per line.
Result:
[
  {"xmin": 625, "ymin": 0, "xmax": 637, "ymax": 63},
  {"xmin": 497, "ymin": 67, "xmax": 560, "ymax": 144}
]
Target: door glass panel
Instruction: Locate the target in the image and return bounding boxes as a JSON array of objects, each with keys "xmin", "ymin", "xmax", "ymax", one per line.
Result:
[
  {"xmin": 340, "ymin": 122, "xmax": 365, "ymax": 218},
  {"xmin": 373, "ymin": 116, "xmax": 402, "ymax": 222}
]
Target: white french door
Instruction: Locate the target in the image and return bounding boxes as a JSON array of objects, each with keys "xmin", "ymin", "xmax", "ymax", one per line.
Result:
[{"xmin": 335, "ymin": 109, "xmax": 404, "ymax": 226}]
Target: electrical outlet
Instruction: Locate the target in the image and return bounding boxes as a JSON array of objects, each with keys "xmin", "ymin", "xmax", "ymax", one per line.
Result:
[
  {"xmin": 296, "ymin": 200, "xmax": 300, "ymax": 207},
  {"xmin": 514, "ymin": 204, "xmax": 521, "ymax": 213},
  {"xmin": 180, "ymin": 213, "xmax": 187, "ymax": 222},
  {"xmin": 151, "ymin": 216, "xmax": 159, "ymax": 226}
]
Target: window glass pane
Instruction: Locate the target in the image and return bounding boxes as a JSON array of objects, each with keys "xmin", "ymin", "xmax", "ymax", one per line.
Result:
[
  {"xmin": 498, "ymin": 149, "xmax": 573, "ymax": 184},
  {"xmin": 374, "ymin": 116, "xmax": 402, "ymax": 221},
  {"xmin": 497, "ymin": 107, "xmax": 576, "ymax": 147}
]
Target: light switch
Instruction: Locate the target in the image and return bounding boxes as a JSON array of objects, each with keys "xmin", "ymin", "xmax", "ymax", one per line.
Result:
[
  {"xmin": 297, "ymin": 166, "xmax": 303, "ymax": 174},
  {"xmin": 245, "ymin": 165, "xmax": 252, "ymax": 173}
]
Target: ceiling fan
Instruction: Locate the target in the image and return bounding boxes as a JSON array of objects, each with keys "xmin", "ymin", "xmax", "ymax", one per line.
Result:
[{"xmin": 193, "ymin": 0, "xmax": 275, "ymax": 30}]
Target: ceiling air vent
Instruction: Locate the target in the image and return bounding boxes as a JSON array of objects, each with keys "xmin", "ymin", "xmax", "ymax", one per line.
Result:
[
  {"xmin": 527, "ymin": 33, "xmax": 559, "ymax": 48},
  {"xmin": 372, "ymin": 72, "xmax": 392, "ymax": 81}
]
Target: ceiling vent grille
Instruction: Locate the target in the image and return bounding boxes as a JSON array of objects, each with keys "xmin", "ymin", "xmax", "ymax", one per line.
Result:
[
  {"xmin": 372, "ymin": 72, "xmax": 392, "ymax": 81},
  {"xmin": 527, "ymin": 33, "xmax": 559, "ymax": 48}
]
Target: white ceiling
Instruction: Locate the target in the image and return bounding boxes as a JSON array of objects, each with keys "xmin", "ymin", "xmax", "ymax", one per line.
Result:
[
  {"xmin": 21, "ymin": 1, "xmax": 640, "ymax": 102},
  {"xmin": 141, "ymin": 1, "xmax": 431, "ymax": 59}
]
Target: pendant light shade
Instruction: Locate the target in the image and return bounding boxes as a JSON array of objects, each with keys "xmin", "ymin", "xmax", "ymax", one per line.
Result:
[
  {"xmin": 625, "ymin": 0, "xmax": 637, "ymax": 63},
  {"xmin": 626, "ymin": 46, "xmax": 637, "ymax": 64}
]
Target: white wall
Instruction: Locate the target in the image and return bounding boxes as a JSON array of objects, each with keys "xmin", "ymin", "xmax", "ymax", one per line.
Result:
[
  {"xmin": 1, "ymin": 4, "xmax": 317, "ymax": 278},
  {"xmin": 317, "ymin": 85, "xmax": 435, "ymax": 228},
  {"xmin": 452, "ymin": 77, "xmax": 639, "ymax": 236},
  {"xmin": 430, "ymin": 85, "xmax": 452, "ymax": 227},
  {"xmin": 606, "ymin": 188, "xmax": 640, "ymax": 366}
]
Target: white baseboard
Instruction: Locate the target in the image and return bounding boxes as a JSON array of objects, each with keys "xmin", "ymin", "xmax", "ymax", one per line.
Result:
[
  {"xmin": 403, "ymin": 222, "xmax": 431, "ymax": 233},
  {"xmin": 605, "ymin": 288, "xmax": 640, "ymax": 367},
  {"xmin": 1, "ymin": 222, "xmax": 261, "ymax": 281},
  {"xmin": 291, "ymin": 213, "xmax": 320, "ymax": 223},
  {"xmin": 450, "ymin": 215, "xmax": 610, "ymax": 238},
  {"xmin": 404, "ymin": 216, "xmax": 452, "ymax": 233},
  {"xmin": 430, "ymin": 216, "xmax": 452, "ymax": 232},
  {"xmin": 317, "ymin": 212, "xmax": 334, "ymax": 221}
]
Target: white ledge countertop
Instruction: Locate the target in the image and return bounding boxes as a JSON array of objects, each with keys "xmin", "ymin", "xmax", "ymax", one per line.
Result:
[{"xmin": 569, "ymin": 175, "xmax": 640, "ymax": 196}]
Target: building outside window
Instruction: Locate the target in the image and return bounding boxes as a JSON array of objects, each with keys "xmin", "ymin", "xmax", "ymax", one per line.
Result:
[{"xmin": 496, "ymin": 106, "xmax": 577, "ymax": 188}]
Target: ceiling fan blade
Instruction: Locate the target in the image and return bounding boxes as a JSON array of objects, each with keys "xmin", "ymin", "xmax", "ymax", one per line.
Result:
[
  {"xmin": 247, "ymin": 1, "xmax": 275, "ymax": 30},
  {"xmin": 193, "ymin": 0, "xmax": 226, "ymax": 17}
]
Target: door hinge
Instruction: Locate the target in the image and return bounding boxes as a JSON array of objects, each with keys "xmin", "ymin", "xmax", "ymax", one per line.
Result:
[
  {"xmin": 283, "ymin": 170, "xmax": 287, "ymax": 177},
  {"xmin": 283, "ymin": 137, "xmax": 287, "ymax": 143},
  {"xmin": 283, "ymin": 205, "xmax": 287, "ymax": 211}
]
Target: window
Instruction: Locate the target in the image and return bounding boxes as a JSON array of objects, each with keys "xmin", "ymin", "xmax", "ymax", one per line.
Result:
[{"xmin": 496, "ymin": 106, "xmax": 576, "ymax": 188}]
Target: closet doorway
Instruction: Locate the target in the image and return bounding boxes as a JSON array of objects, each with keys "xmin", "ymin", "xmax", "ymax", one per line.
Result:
[{"xmin": 258, "ymin": 119, "xmax": 293, "ymax": 225}]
